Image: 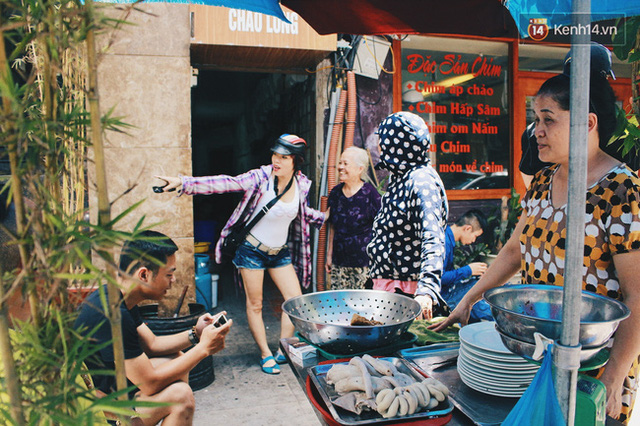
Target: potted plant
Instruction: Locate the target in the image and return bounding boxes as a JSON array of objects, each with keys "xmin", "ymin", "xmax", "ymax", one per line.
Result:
[{"xmin": 483, "ymin": 188, "xmax": 522, "ymax": 264}]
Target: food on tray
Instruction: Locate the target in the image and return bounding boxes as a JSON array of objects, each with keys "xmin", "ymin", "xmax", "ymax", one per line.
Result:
[
  {"xmin": 326, "ymin": 364, "xmax": 361, "ymax": 384},
  {"xmin": 324, "ymin": 354, "xmax": 450, "ymax": 419},
  {"xmin": 332, "ymin": 391, "xmax": 376, "ymax": 415},
  {"xmin": 350, "ymin": 313, "xmax": 383, "ymax": 326},
  {"xmin": 350, "ymin": 356, "xmax": 375, "ymax": 398},
  {"xmin": 363, "ymin": 354, "xmax": 395, "ymax": 376},
  {"xmin": 376, "ymin": 378, "xmax": 448, "ymax": 417}
]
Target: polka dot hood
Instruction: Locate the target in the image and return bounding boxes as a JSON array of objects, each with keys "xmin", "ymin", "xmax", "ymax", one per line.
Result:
[
  {"xmin": 376, "ymin": 111, "xmax": 431, "ymax": 175},
  {"xmin": 368, "ymin": 111, "xmax": 448, "ymax": 301}
]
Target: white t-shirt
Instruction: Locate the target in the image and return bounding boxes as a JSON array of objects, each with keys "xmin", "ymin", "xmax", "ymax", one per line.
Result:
[{"xmin": 249, "ymin": 176, "xmax": 299, "ymax": 247}]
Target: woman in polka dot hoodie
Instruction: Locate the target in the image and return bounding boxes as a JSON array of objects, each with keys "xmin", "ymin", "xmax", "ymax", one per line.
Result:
[{"xmin": 367, "ymin": 111, "xmax": 449, "ymax": 320}]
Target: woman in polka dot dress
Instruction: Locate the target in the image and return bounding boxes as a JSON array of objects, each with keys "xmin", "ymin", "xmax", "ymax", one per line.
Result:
[
  {"xmin": 367, "ymin": 111, "xmax": 449, "ymax": 320},
  {"xmin": 434, "ymin": 74, "xmax": 640, "ymax": 423}
]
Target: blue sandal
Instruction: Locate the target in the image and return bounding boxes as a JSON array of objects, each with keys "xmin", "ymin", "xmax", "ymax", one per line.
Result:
[
  {"xmin": 274, "ymin": 351, "xmax": 287, "ymax": 364},
  {"xmin": 260, "ymin": 356, "xmax": 281, "ymax": 375}
]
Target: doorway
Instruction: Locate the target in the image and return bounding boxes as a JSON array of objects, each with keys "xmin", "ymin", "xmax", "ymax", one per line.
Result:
[
  {"xmin": 190, "ymin": 69, "xmax": 315, "ymax": 245},
  {"xmin": 190, "ymin": 69, "xmax": 316, "ymax": 299}
]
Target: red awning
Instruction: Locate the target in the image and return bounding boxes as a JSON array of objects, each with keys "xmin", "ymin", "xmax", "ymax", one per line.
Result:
[{"xmin": 281, "ymin": 0, "xmax": 519, "ymax": 37}]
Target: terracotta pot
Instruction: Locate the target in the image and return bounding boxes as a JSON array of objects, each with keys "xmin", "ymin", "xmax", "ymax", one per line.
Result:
[
  {"xmin": 68, "ymin": 287, "xmax": 96, "ymax": 306},
  {"xmin": 481, "ymin": 253, "xmax": 498, "ymax": 266}
]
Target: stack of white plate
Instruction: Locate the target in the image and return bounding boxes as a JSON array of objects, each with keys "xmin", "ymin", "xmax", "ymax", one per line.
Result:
[{"xmin": 457, "ymin": 321, "xmax": 540, "ymax": 397}]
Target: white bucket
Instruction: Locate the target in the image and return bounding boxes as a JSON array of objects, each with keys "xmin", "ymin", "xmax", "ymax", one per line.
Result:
[{"xmin": 211, "ymin": 274, "xmax": 219, "ymax": 309}]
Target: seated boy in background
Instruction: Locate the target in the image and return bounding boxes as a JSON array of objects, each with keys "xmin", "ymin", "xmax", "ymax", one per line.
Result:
[{"xmin": 440, "ymin": 209, "xmax": 493, "ymax": 322}]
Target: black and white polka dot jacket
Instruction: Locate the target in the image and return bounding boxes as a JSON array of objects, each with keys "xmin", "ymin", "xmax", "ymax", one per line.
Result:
[{"xmin": 367, "ymin": 112, "xmax": 449, "ymax": 301}]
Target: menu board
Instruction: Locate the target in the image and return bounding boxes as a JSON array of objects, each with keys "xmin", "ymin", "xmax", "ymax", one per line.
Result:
[{"xmin": 401, "ymin": 39, "xmax": 510, "ymax": 191}]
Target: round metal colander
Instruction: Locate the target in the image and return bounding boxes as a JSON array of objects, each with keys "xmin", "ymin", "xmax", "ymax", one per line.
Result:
[{"xmin": 282, "ymin": 290, "xmax": 421, "ymax": 354}]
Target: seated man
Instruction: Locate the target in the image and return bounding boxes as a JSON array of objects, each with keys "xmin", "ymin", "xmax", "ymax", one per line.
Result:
[
  {"xmin": 75, "ymin": 230, "xmax": 232, "ymax": 425},
  {"xmin": 440, "ymin": 209, "xmax": 492, "ymax": 322}
]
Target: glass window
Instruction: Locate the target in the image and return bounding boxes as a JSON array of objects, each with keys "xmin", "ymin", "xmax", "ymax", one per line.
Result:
[
  {"xmin": 400, "ymin": 36, "xmax": 510, "ymax": 191},
  {"xmin": 518, "ymin": 44, "xmax": 566, "ymax": 73}
]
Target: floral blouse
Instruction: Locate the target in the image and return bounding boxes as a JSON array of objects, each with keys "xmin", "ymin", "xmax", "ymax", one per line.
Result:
[
  {"xmin": 520, "ymin": 163, "xmax": 640, "ymax": 300},
  {"xmin": 327, "ymin": 182, "xmax": 381, "ymax": 268}
]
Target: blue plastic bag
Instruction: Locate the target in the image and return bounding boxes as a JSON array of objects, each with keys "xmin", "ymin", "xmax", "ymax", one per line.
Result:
[{"xmin": 502, "ymin": 349, "xmax": 565, "ymax": 426}]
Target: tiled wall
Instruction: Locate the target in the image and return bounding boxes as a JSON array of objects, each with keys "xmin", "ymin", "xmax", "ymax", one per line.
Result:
[{"xmin": 89, "ymin": 4, "xmax": 195, "ymax": 316}]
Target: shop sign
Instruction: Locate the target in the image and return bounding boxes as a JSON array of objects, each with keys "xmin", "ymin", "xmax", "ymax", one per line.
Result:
[
  {"xmin": 401, "ymin": 41, "xmax": 510, "ymax": 191},
  {"xmin": 190, "ymin": 5, "xmax": 336, "ymax": 51}
]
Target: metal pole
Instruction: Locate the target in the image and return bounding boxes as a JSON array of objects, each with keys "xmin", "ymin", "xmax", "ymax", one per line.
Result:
[{"xmin": 555, "ymin": 0, "xmax": 591, "ymax": 423}]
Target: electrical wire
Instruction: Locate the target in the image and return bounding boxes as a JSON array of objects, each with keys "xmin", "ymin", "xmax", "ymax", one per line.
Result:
[
  {"xmin": 363, "ymin": 36, "xmax": 395, "ymax": 74},
  {"xmin": 305, "ymin": 63, "xmax": 334, "ymax": 74},
  {"xmin": 356, "ymin": 76, "xmax": 383, "ymax": 105}
]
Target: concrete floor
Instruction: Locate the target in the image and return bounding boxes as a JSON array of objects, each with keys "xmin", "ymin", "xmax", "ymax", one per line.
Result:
[{"xmin": 192, "ymin": 263, "xmax": 321, "ymax": 426}]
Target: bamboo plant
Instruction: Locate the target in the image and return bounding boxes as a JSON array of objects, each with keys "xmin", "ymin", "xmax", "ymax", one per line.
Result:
[{"xmin": 0, "ymin": 0, "xmax": 156, "ymax": 423}]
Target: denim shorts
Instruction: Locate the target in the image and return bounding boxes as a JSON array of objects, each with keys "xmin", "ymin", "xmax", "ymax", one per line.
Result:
[{"xmin": 233, "ymin": 240, "xmax": 292, "ymax": 270}]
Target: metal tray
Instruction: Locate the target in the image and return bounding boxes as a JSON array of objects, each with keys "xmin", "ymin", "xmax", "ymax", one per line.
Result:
[
  {"xmin": 307, "ymin": 357, "xmax": 454, "ymax": 425},
  {"xmin": 399, "ymin": 343, "xmax": 517, "ymax": 426}
]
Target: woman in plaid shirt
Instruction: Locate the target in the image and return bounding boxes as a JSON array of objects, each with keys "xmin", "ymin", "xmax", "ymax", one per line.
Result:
[{"xmin": 157, "ymin": 134, "xmax": 326, "ymax": 374}]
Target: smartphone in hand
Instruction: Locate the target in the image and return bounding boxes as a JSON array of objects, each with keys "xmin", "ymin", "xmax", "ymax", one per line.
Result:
[
  {"xmin": 213, "ymin": 313, "xmax": 228, "ymax": 328},
  {"xmin": 152, "ymin": 185, "xmax": 176, "ymax": 193}
]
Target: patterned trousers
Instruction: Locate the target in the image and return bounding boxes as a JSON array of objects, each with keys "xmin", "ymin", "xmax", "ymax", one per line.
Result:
[{"xmin": 329, "ymin": 266, "xmax": 370, "ymax": 290}]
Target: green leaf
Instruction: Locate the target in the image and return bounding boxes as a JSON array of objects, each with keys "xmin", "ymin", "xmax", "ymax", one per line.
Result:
[
  {"xmin": 629, "ymin": 50, "xmax": 640, "ymax": 63},
  {"xmin": 627, "ymin": 124, "xmax": 640, "ymax": 139},
  {"xmin": 108, "ymin": 199, "xmax": 144, "ymax": 227},
  {"xmin": 612, "ymin": 17, "xmax": 640, "ymax": 60}
]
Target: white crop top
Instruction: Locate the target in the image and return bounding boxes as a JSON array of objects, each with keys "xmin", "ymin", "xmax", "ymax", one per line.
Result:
[{"xmin": 249, "ymin": 176, "xmax": 299, "ymax": 247}]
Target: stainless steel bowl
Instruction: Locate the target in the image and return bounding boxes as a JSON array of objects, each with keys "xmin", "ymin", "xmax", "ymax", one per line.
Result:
[
  {"xmin": 496, "ymin": 326, "xmax": 608, "ymax": 363},
  {"xmin": 282, "ymin": 290, "xmax": 421, "ymax": 354},
  {"xmin": 484, "ymin": 285, "xmax": 630, "ymax": 348}
]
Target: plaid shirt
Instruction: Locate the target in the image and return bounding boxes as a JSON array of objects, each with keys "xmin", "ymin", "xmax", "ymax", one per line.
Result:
[{"xmin": 182, "ymin": 165, "xmax": 325, "ymax": 289}]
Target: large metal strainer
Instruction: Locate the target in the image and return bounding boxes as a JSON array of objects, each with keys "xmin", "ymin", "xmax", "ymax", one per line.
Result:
[{"xmin": 282, "ymin": 289, "xmax": 421, "ymax": 354}]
